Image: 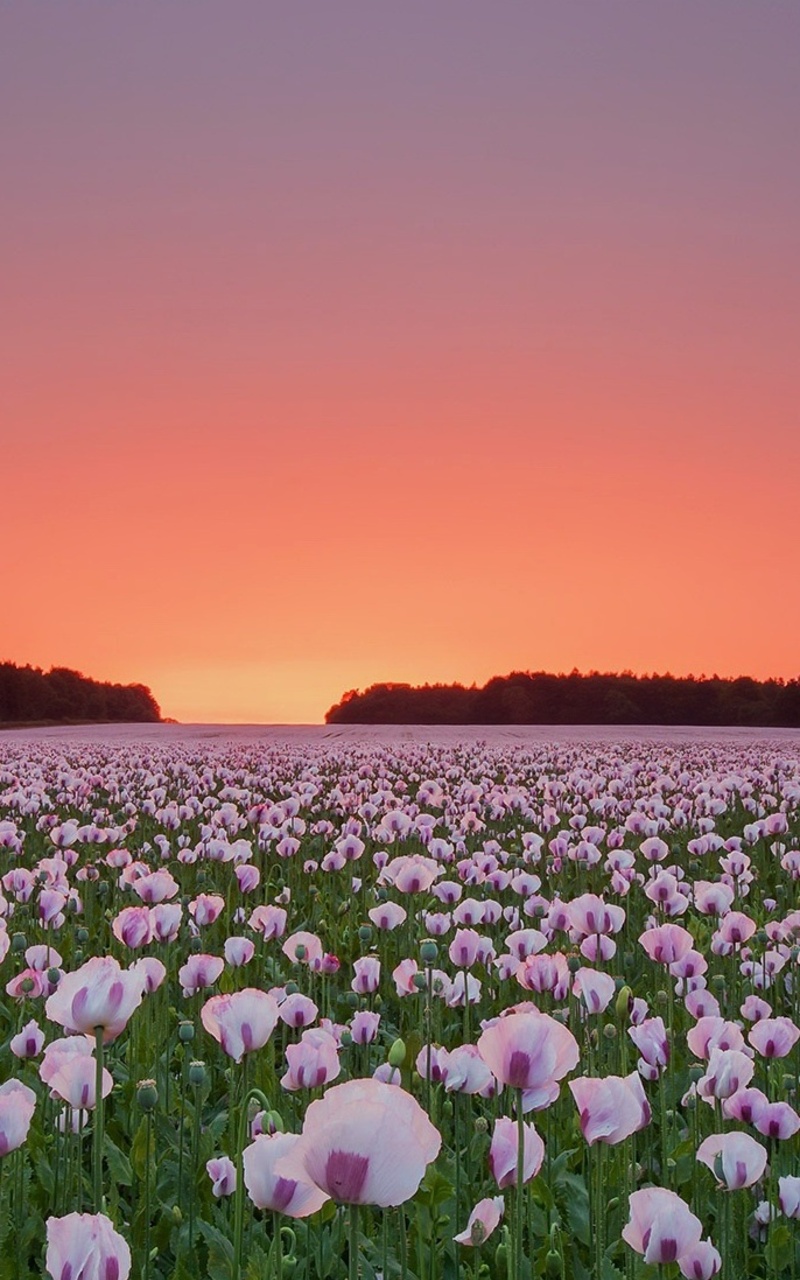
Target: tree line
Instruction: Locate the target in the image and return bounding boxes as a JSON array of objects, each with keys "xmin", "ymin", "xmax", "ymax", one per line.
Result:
[
  {"xmin": 325, "ymin": 670, "xmax": 800, "ymax": 727},
  {"xmin": 0, "ymin": 663, "xmax": 162, "ymax": 725}
]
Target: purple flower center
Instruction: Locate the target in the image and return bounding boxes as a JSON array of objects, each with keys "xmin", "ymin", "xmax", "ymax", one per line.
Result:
[
  {"xmin": 272, "ymin": 1176, "xmax": 299, "ymax": 1213},
  {"xmin": 506, "ymin": 1050, "xmax": 532, "ymax": 1089},
  {"xmin": 324, "ymin": 1149, "xmax": 370, "ymax": 1203}
]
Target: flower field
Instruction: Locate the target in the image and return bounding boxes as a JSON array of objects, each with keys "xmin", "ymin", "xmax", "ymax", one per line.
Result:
[{"xmin": 1, "ymin": 725, "xmax": 800, "ymax": 1280}]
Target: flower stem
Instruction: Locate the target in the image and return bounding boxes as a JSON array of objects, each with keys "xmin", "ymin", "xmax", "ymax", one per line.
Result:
[
  {"xmin": 93, "ymin": 1026, "xmax": 105, "ymax": 1213},
  {"xmin": 349, "ymin": 1203, "xmax": 359, "ymax": 1280},
  {"xmin": 516, "ymin": 1088, "xmax": 525, "ymax": 1280}
]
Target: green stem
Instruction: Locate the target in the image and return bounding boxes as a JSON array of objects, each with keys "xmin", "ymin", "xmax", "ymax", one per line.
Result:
[
  {"xmin": 93, "ymin": 1026, "xmax": 105, "ymax": 1213},
  {"xmin": 144, "ymin": 1110, "xmax": 152, "ymax": 1280},
  {"xmin": 516, "ymin": 1089, "xmax": 525, "ymax": 1280},
  {"xmin": 232, "ymin": 1085, "xmax": 271, "ymax": 1280},
  {"xmin": 349, "ymin": 1203, "xmax": 359, "ymax": 1280}
]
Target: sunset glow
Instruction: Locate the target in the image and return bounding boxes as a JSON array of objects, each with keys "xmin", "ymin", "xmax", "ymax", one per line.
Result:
[{"xmin": 3, "ymin": 4, "xmax": 798, "ymax": 723}]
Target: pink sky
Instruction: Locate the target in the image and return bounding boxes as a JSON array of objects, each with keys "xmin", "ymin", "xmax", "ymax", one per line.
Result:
[{"xmin": 3, "ymin": 4, "xmax": 798, "ymax": 722}]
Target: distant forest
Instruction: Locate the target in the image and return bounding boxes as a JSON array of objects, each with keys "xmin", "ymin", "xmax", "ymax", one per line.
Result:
[
  {"xmin": 325, "ymin": 671, "xmax": 800, "ymax": 727},
  {"xmin": 0, "ymin": 663, "xmax": 162, "ymax": 725}
]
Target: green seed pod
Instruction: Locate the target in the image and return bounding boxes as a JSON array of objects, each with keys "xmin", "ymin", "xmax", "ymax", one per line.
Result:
[
  {"xmin": 420, "ymin": 940, "xmax": 438, "ymax": 966},
  {"xmin": 11, "ymin": 933, "xmax": 27, "ymax": 954},
  {"xmin": 137, "ymin": 1079, "xmax": 159, "ymax": 1112},
  {"xmin": 178, "ymin": 1020, "xmax": 195, "ymax": 1043},
  {"xmin": 358, "ymin": 925, "xmax": 373, "ymax": 944},
  {"xmin": 189, "ymin": 1060, "xmax": 206, "ymax": 1087},
  {"xmin": 602, "ymin": 1023, "xmax": 617, "ymax": 1041}
]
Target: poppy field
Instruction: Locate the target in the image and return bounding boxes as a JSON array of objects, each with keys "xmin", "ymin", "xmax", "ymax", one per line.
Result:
[{"xmin": 1, "ymin": 725, "xmax": 799, "ymax": 1280}]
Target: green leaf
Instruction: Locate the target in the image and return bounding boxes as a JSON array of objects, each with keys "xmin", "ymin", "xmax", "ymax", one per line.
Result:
[
  {"xmin": 196, "ymin": 1219, "xmax": 235, "ymax": 1280},
  {"xmin": 105, "ymin": 1134, "xmax": 134, "ymax": 1187},
  {"xmin": 766, "ymin": 1222, "xmax": 793, "ymax": 1273},
  {"xmin": 558, "ymin": 1172, "xmax": 590, "ymax": 1246}
]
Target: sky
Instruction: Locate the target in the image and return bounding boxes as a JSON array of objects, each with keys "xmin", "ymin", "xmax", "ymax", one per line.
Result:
[{"xmin": 2, "ymin": 3, "xmax": 799, "ymax": 724}]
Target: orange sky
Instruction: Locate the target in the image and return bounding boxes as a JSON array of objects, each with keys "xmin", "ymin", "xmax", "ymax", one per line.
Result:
[{"xmin": 3, "ymin": 5, "xmax": 799, "ymax": 723}]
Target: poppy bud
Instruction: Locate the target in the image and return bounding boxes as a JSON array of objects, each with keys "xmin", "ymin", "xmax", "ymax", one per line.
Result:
[{"xmin": 388, "ymin": 1038, "xmax": 406, "ymax": 1068}]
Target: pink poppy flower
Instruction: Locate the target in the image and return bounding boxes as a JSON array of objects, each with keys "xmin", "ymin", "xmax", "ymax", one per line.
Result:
[
  {"xmin": 48, "ymin": 1053, "xmax": 113, "ymax": 1111},
  {"xmin": 687, "ymin": 1017, "xmax": 746, "ymax": 1059},
  {"xmin": 188, "ymin": 894, "xmax": 225, "ymax": 927},
  {"xmin": 696, "ymin": 1048, "xmax": 755, "ymax": 1103},
  {"xmin": 441, "ymin": 1044, "xmax": 494, "ymax": 1096},
  {"xmin": 515, "ymin": 953, "xmax": 570, "ymax": 999},
  {"xmin": 279, "ymin": 993, "xmax": 318, "ymax": 1030},
  {"xmin": 235, "ymin": 864, "xmax": 261, "ymax": 894},
  {"xmin": 488, "ymin": 1116, "xmax": 544, "ymax": 1188},
  {"xmin": 368, "ymin": 902, "xmax": 407, "ymax": 931},
  {"xmin": 350, "ymin": 1011, "xmax": 380, "ymax": 1044},
  {"xmin": 275, "ymin": 1078, "xmax": 441, "ymax": 1206},
  {"xmin": 243, "ymin": 1133, "xmax": 329, "ymax": 1217},
  {"xmin": 566, "ymin": 893, "xmax": 625, "ymax": 937},
  {"xmin": 45, "ymin": 956, "xmax": 145, "ymax": 1043},
  {"xmin": 569, "ymin": 1072, "xmax": 651, "ymax": 1146},
  {"xmin": 282, "ymin": 931, "xmax": 324, "ymax": 966},
  {"xmin": 207, "ymin": 1156, "xmax": 237, "ymax": 1197},
  {"xmin": 132, "ymin": 869, "xmax": 179, "ymax": 904},
  {"xmin": 628, "ymin": 1017, "xmax": 669, "ymax": 1070},
  {"xmin": 149, "ymin": 903, "xmax": 182, "ymax": 943},
  {"xmin": 249, "ymin": 905, "xmax": 287, "ymax": 939},
  {"xmin": 10, "ymin": 1019, "xmax": 45, "ymax": 1060},
  {"xmin": 748, "ymin": 1017, "xmax": 800, "ymax": 1060},
  {"xmin": 715, "ymin": 912, "xmax": 757, "ymax": 948},
  {"xmin": 454, "ymin": 1196, "xmax": 504, "ymax": 1246},
  {"xmin": 685, "ymin": 989, "xmax": 720, "ymax": 1020},
  {"xmin": 45, "ymin": 1212, "xmax": 131, "ymax": 1280},
  {"xmin": 477, "ymin": 1009, "xmax": 579, "ymax": 1110},
  {"xmin": 572, "ymin": 968, "xmax": 616, "ymax": 1015},
  {"xmin": 380, "ymin": 855, "xmax": 440, "ymax": 895},
  {"xmin": 622, "ymin": 1187, "xmax": 703, "ymax": 1266},
  {"xmin": 753, "ymin": 1101, "xmax": 800, "ymax": 1141},
  {"xmin": 449, "ymin": 929, "xmax": 483, "ymax": 968},
  {"xmin": 112, "ymin": 906, "xmax": 153, "ymax": 950},
  {"xmin": 722, "ymin": 1087, "xmax": 769, "ymax": 1125},
  {"xmin": 201, "ymin": 989, "xmax": 279, "ymax": 1063},
  {"xmin": 281, "ymin": 1028, "xmax": 340, "ymax": 1091},
  {"xmin": 639, "ymin": 924, "xmax": 694, "ymax": 966},
  {"xmin": 179, "ymin": 953, "xmax": 224, "ymax": 998},
  {"xmin": 351, "ymin": 957, "xmax": 381, "ymax": 995},
  {"xmin": 224, "ymin": 937, "xmax": 255, "ymax": 969},
  {"xmin": 696, "ymin": 1132, "xmax": 767, "ymax": 1189},
  {"xmin": 678, "ymin": 1240, "xmax": 722, "ymax": 1279},
  {"xmin": 779, "ymin": 1175, "xmax": 800, "ymax": 1218},
  {"xmin": 392, "ymin": 958, "xmax": 419, "ymax": 996},
  {"xmin": 0, "ymin": 1079, "xmax": 36, "ymax": 1155}
]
